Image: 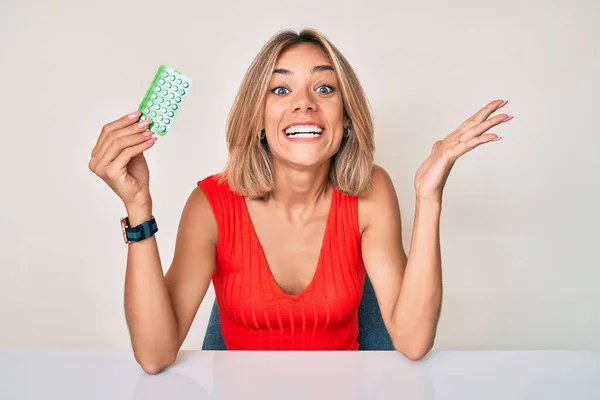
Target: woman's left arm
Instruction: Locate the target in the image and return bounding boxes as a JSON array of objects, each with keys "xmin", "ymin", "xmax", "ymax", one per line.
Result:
[
  {"xmin": 360, "ymin": 166, "xmax": 442, "ymax": 361},
  {"xmin": 362, "ymin": 99, "xmax": 513, "ymax": 360}
]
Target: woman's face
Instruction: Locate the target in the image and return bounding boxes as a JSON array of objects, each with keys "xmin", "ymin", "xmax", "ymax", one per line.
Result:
[{"xmin": 263, "ymin": 42, "xmax": 346, "ymax": 170}]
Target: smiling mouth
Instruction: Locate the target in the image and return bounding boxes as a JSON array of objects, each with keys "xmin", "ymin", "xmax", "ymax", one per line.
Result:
[{"xmin": 284, "ymin": 124, "xmax": 324, "ymax": 138}]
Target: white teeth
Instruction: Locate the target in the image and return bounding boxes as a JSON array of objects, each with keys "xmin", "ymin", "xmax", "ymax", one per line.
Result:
[
  {"xmin": 285, "ymin": 125, "xmax": 324, "ymax": 135},
  {"xmin": 288, "ymin": 133, "xmax": 320, "ymax": 138}
]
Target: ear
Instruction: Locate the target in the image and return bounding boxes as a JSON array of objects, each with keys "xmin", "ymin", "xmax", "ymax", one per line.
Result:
[
  {"xmin": 343, "ymin": 117, "xmax": 352, "ymax": 129},
  {"xmin": 343, "ymin": 109, "xmax": 352, "ymax": 129}
]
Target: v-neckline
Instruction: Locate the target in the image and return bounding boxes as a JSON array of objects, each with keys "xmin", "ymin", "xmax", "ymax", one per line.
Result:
[{"xmin": 241, "ymin": 187, "xmax": 337, "ymax": 299}]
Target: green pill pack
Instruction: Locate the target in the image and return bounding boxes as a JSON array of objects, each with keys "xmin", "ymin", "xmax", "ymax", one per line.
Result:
[{"xmin": 138, "ymin": 65, "xmax": 192, "ymax": 136}]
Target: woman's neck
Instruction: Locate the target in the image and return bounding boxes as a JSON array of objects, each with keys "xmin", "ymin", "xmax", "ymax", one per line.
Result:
[{"xmin": 266, "ymin": 160, "xmax": 331, "ymax": 222}]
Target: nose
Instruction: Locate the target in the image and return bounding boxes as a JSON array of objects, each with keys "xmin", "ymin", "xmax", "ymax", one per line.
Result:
[{"xmin": 291, "ymin": 88, "xmax": 317, "ymax": 112}]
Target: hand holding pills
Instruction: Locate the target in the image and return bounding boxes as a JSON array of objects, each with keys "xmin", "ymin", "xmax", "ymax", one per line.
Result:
[{"xmin": 88, "ymin": 65, "xmax": 193, "ymax": 212}]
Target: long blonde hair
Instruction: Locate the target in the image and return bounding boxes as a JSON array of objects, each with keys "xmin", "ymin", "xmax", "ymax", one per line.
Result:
[{"xmin": 220, "ymin": 28, "xmax": 375, "ymax": 198}]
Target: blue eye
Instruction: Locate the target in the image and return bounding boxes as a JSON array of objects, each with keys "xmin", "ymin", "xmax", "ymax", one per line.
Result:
[
  {"xmin": 271, "ymin": 87, "xmax": 289, "ymax": 96},
  {"xmin": 316, "ymin": 85, "xmax": 334, "ymax": 94}
]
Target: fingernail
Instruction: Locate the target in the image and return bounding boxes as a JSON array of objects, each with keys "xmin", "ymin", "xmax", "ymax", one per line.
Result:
[
  {"xmin": 502, "ymin": 115, "xmax": 513, "ymax": 122},
  {"xmin": 146, "ymin": 137, "xmax": 157, "ymax": 144},
  {"xmin": 138, "ymin": 119, "xmax": 150, "ymax": 128},
  {"xmin": 498, "ymin": 100, "xmax": 508, "ymax": 109},
  {"xmin": 492, "ymin": 136, "xmax": 502, "ymax": 141},
  {"xmin": 142, "ymin": 130, "xmax": 153, "ymax": 137},
  {"xmin": 128, "ymin": 111, "xmax": 141, "ymax": 119}
]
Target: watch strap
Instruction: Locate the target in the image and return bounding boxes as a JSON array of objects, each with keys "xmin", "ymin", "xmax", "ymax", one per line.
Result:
[{"xmin": 120, "ymin": 216, "xmax": 158, "ymax": 244}]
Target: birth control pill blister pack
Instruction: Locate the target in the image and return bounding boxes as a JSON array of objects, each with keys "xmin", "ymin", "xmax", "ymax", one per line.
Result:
[{"xmin": 138, "ymin": 65, "xmax": 192, "ymax": 136}]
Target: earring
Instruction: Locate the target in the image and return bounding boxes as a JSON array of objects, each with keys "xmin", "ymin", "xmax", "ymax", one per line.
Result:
[
  {"xmin": 260, "ymin": 129, "xmax": 266, "ymax": 140},
  {"xmin": 343, "ymin": 127, "xmax": 350, "ymax": 137}
]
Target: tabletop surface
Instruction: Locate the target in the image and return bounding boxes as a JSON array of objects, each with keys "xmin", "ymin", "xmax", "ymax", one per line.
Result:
[{"xmin": 1, "ymin": 348, "xmax": 599, "ymax": 399}]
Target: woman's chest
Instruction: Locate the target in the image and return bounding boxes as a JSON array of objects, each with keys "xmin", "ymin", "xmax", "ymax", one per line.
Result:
[{"xmin": 214, "ymin": 228, "xmax": 366, "ymax": 330}]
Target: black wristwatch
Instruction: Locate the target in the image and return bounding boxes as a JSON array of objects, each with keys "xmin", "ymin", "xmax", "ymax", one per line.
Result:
[{"xmin": 120, "ymin": 216, "xmax": 158, "ymax": 244}]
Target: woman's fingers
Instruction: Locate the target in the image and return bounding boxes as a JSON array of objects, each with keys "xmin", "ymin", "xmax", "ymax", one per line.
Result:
[
  {"xmin": 94, "ymin": 130, "xmax": 156, "ymax": 172},
  {"xmin": 460, "ymin": 113, "xmax": 513, "ymax": 142},
  {"xmin": 457, "ymin": 99, "xmax": 508, "ymax": 132},
  {"xmin": 92, "ymin": 111, "xmax": 144, "ymax": 157},
  {"xmin": 90, "ymin": 118, "xmax": 153, "ymax": 170},
  {"xmin": 107, "ymin": 137, "xmax": 157, "ymax": 177}
]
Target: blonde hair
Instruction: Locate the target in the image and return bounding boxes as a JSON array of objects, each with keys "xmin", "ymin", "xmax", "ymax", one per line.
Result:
[{"xmin": 220, "ymin": 28, "xmax": 375, "ymax": 198}]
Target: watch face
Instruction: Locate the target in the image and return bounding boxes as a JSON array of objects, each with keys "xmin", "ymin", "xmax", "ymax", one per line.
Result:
[{"xmin": 120, "ymin": 218, "xmax": 131, "ymax": 244}]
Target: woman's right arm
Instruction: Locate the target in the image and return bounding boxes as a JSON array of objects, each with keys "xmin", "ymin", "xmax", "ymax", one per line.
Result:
[
  {"xmin": 124, "ymin": 186, "xmax": 216, "ymax": 375},
  {"xmin": 89, "ymin": 111, "xmax": 216, "ymax": 375}
]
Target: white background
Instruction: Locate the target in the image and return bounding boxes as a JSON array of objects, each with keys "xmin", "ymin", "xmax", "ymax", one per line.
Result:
[{"xmin": 1, "ymin": 0, "xmax": 598, "ymax": 351}]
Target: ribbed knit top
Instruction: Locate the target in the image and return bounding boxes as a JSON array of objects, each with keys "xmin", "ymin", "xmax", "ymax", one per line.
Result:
[{"xmin": 197, "ymin": 175, "xmax": 366, "ymax": 350}]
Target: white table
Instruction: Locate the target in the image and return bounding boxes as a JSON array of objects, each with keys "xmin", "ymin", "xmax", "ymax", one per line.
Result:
[{"xmin": 1, "ymin": 349, "xmax": 599, "ymax": 399}]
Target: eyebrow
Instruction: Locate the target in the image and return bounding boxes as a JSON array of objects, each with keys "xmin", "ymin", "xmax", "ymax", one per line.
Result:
[{"xmin": 273, "ymin": 65, "xmax": 334, "ymax": 75}]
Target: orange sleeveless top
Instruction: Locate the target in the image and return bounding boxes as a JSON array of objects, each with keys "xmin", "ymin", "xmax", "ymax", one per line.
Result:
[{"xmin": 197, "ymin": 175, "xmax": 366, "ymax": 350}]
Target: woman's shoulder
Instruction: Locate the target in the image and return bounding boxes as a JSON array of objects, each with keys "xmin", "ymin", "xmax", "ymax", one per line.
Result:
[
  {"xmin": 360, "ymin": 164, "xmax": 398, "ymax": 202},
  {"xmin": 197, "ymin": 172, "xmax": 227, "ymax": 187},
  {"xmin": 186, "ymin": 173, "xmax": 239, "ymax": 232},
  {"xmin": 197, "ymin": 172, "xmax": 239, "ymax": 195},
  {"xmin": 357, "ymin": 164, "xmax": 401, "ymax": 232},
  {"xmin": 195, "ymin": 172, "xmax": 244, "ymax": 209}
]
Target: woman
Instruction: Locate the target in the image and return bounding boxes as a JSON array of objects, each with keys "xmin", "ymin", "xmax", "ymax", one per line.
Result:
[{"xmin": 88, "ymin": 28, "xmax": 512, "ymax": 374}]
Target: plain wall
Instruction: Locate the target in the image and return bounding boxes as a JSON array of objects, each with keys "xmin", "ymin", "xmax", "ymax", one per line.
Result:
[{"xmin": 1, "ymin": 0, "xmax": 598, "ymax": 351}]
